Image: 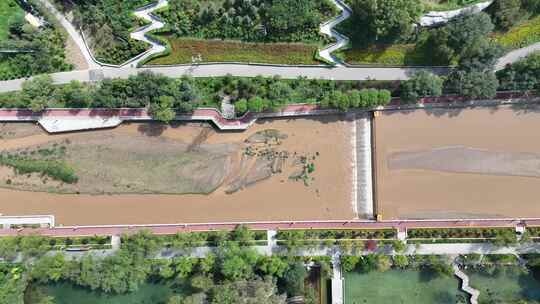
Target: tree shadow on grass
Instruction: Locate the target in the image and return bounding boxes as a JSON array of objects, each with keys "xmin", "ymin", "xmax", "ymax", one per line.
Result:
[{"xmin": 137, "ymin": 122, "xmax": 167, "ymax": 136}]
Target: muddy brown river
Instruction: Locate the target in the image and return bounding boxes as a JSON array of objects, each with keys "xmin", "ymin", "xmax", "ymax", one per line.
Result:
[
  {"xmin": 0, "ymin": 116, "xmax": 355, "ymax": 226},
  {"xmin": 375, "ymin": 105, "xmax": 540, "ymax": 220}
]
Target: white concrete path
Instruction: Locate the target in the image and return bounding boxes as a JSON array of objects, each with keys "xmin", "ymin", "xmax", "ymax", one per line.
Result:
[
  {"xmin": 495, "ymin": 43, "xmax": 540, "ymax": 70},
  {"xmin": 319, "ymin": 0, "xmax": 351, "ymax": 65},
  {"xmin": 37, "ymin": 0, "xmax": 100, "ymax": 69},
  {"xmin": 331, "ymin": 252, "xmax": 344, "ymax": 304},
  {"xmin": 419, "ymin": 0, "xmax": 494, "ymax": 27},
  {"xmin": 453, "ymin": 264, "xmax": 480, "ymax": 304},
  {"xmin": 129, "ymin": 0, "xmax": 169, "ymax": 67},
  {"xmin": 38, "ymin": 116, "xmax": 122, "ymax": 133},
  {"xmin": 0, "ymin": 215, "xmax": 54, "ymax": 229}
]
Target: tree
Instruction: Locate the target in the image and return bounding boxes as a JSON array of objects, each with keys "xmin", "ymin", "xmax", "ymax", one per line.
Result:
[
  {"xmin": 234, "ymin": 99, "xmax": 248, "ymax": 115},
  {"xmin": 350, "ymin": 0, "xmax": 422, "ymax": 42},
  {"xmin": 282, "ymin": 262, "xmax": 307, "ymax": 297},
  {"xmin": 247, "ymin": 96, "xmax": 266, "ymax": 112},
  {"xmin": 400, "ymin": 71, "xmax": 443, "ymax": 103},
  {"xmin": 21, "ymin": 75, "xmax": 55, "ymax": 112},
  {"xmin": 341, "ymin": 256, "xmax": 360, "ymax": 272},
  {"xmin": 182, "ymin": 293, "xmax": 207, "ymax": 304},
  {"xmin": 393, "ymin": 255, "xmax": 409, "ymax": 268},
  {"xmin": 489, "ymin": 0, "xmax": 522, "ymax": 30},
  {"xmin": 257, "ymin": 256, "xmax": 289, "ymax": 278},
  {"xmin": 0, "ymin": 237, "xmax": 19, "ymax": 261},
  {"xmin": 167, "ymin": 295, "xmax": 184, "ymax": 304},
  {"xmin": 447, "ymin": 70, "xmax": 499, "ymax": 98},
  {"xmin": 375, "ymin": 254, "xmax": 392, "ymax": 272},
  {"xmin": 191, "ymin": 274, "xmax": 214, "ymax": 292},
  {"xmin": 447, "ymin": 13, "xmax": 495, "ymax": 57},
  {"xmin": 458, "ymin": 39, "xmax": 503, "ymax": 72},
  {"xmin": 173, "ymin": 257, "xmax": 196, "ymax": 279},
  {"xmin": 377, "ymin": 89, "xmax": 392, "ymax": 105},
  {"xmin": 218, "ymin": 244, "xmax": 259, "ymax": 280},
  {"xmin": 423, "ymin": 27, "xmax": 455, "ymax": 65},
  {"xmin": 149, "ymin": 95, "xmax": 176, "ymax": 123}
]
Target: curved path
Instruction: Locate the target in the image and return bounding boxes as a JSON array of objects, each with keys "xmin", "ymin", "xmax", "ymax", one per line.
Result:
[
  {"xmin": 495, "ymin": 42, "xmax": 540, "ymax": 70},
  {"xmin": 419, "ymin": 0, "xmax": 494, "ymax": 27},
  {"xmin": 453, "ymin": 264, "xmax": 480, "ymax": 304},
  {"xmin": 37, "ymin": 0, "xmax": 100, "ymax": 69},
  {"xmin": 129, "ymin": 0, "xmax": 169, "ymax": 67},
  {"xmin": 319, "ymin": 0, "xmax": 351, "ymax": 65}
]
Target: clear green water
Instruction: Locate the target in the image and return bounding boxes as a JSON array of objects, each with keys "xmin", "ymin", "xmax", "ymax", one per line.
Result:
[
  {"xmin": 344, "ymin": 269, "xmax": 467, "ymax": 304},
  {"xmin": 38, "ymin": 283, "xmax": 179, "ymax": 304},
  {"xmin": 467, "ymin": 266, "xmax": 540, "ymax": 303}
]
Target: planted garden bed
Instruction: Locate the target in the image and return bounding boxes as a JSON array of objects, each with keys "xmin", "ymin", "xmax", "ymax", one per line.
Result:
[
  {"xmin": 407, "ymin": 227, "xmax": 515, "ymax": 239},
  {"xmin": 147, "ymin": 38, "xmax": 321, "ymax": 65}
]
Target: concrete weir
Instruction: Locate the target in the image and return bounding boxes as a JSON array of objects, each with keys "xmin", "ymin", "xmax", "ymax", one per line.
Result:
[{"xmin": 354, "ymin": 113, "xmax": 374, "ymax": 219}]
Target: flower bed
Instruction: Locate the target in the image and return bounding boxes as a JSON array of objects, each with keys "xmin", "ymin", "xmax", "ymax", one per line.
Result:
[{"xmin": 277, "ymin": 228, "xmax": 397, "ymax": 241}]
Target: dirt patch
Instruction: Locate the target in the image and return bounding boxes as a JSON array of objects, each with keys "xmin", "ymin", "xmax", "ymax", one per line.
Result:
[
  {"xmin": 375, "ymin": 106, "xmax": 540, "ymax": 220},
  {"xmin": 0, "ymin": 123, "xmax": 43, "ymax": 140},
  {"xmin": 0, "ymin": 116, "xmax": 355, "ymax": 225},
  {"xmin": 64, "ymin": 35, "xmax": 88, "ymax": 70}
]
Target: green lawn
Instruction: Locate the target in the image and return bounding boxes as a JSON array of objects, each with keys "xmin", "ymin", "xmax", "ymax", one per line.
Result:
[
  {"xmin": 0, "ymin": 0, "xmax": 24, "ymax": 41},
  {"xmin": 467, "ymin": 267, "xmax": 540, "ymax": 303},
  {"xmin": 493, "ymin": 15, "xmax": 540, "ymax": 50},
  {"xmin": 338, "ymin": 44, "xmax": 429, "ymax": 66},
  {"xmin": 344, "ymin": 269, "xmax": 467, "ymax": 304},
  {"xmin": 30, "ymin": 283, "xmax": 185, "ymax": 304},
  {"xmin": 147, "ymin": 37, "xmax": 321, "ymax": 65}
]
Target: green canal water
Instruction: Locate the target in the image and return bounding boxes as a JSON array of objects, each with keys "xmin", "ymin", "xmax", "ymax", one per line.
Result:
[
  {"xmin": 344, "ymin": 269, "xmax": 467, "ymax": 304},
  {"xmin": 467, "ymin": 266, "xmax": 540, "ymax": 303},
  {"xmin": 27, "ymin": 283, "xmax": 182, "ymax": 304}
]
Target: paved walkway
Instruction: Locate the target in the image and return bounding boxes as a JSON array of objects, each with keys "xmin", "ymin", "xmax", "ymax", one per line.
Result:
[
  {"xmin": 2, "ymin": 218, "xmax": 540, "ymax": 237},
  {"xmin": 129, "ymin": 0, "xmax": 168, "ymax": 67},
  {"xmin": 419, "ymin": 0, "xmax": 493, "ymax": 27},
  {"xmin": 495, "ymin": 42, "xmax": 540, "ymax": 70},
  {"xmin": 453, "ymin": 264, "xmax": 480, "ymax": 304},
  {"xmin": 0, "ymin": 66, "xmax": 450, "ymax": 93},
  {"xmin": 0, "ymin": 91, "xmax": 534, "ymax": 132},
  {"xmin": 37, "ymin": 0, "xmax": 99, "ymax": 69},
  {"xmin": 319, "ymin": 0, "xmax": 351, "ymax": 65}
]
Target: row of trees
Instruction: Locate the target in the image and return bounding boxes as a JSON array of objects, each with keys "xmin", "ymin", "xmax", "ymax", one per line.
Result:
[
  {"xmin": 341, "ymin": 254, "xmax": 454, "ymax": 276},
  {"xmin": 160, "ymin": 0, "xmax": 335, "ymax": 43},
  {"xmin": 0, "ymin": 73, "xmax": 396, "ymax": 121}
]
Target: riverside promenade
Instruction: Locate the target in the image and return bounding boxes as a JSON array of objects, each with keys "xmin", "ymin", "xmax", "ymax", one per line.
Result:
[
  {"xmin": 0, "ymin": 91, "xmax": 533, "ymax": 133},
  {"xmin": 1, "ymin": 218, "xmax": 540, "ymax": 237}
]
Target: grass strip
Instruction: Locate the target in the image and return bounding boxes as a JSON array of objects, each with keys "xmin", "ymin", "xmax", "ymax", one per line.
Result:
[
  {"xmin": 147, "ymin": 37, "xmax": 321, "ymax": 65},
  {"xmin": 0, "ymin": 154, "xmax": 78, "ymax": 184}
]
